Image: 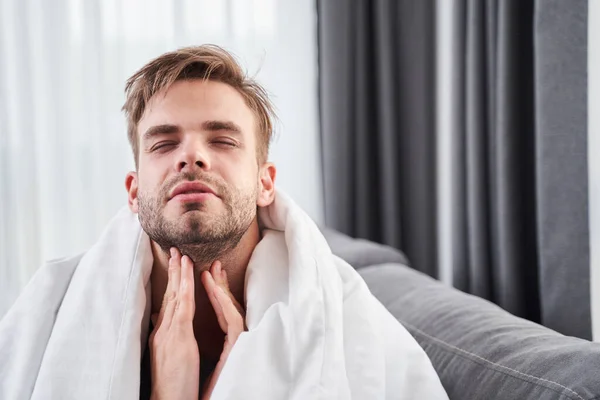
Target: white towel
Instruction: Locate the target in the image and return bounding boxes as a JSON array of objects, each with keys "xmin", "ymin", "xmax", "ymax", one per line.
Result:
[{"xmin": 0, "ymin": 190, "xmax": 448, "ymax": 399}]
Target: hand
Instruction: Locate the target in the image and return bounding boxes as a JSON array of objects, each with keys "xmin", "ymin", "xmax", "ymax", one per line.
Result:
[
  {"xmin": 149, "ymin": 248, "xmax": 200, "ymax": 400},
  {"xmin": 200, "ymin": 260, "xmax": 246, "ymax": 399}
]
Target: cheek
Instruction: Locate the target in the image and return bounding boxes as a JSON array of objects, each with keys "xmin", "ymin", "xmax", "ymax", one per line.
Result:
[
  {"xmin": 218, "ymin": 155, "xmax": 254, "ymax": 178},
  {"xmin": 137, "ymin": 167, "xmax": 167, "ymax": 197},
  {"xmin": 228, "ymin": 164, "xmax": 259, "ymax": 190}
]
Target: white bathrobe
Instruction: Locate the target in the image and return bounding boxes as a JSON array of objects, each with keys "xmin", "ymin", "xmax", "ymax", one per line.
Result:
[{"xmin": 0, "ymin": 190, "xmax": 448, "ymax": 399}]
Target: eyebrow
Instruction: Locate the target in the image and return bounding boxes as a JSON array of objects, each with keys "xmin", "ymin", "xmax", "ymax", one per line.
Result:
[
  {"xmin": 202, "ymin": 120, "xmax": 242, "ymax": 134},
  {"xmin": 142, "ymin": 120, "xmax": 243, "ymax": 141},
  {"xmin": 142, "ymin": 124, "xmax": 180, "ymax": 141}
]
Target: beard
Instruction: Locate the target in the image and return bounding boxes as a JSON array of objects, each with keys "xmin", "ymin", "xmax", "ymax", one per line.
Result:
[{"xmin": 137, "ymin": 171, "xmax": 257, "ymax": 267}]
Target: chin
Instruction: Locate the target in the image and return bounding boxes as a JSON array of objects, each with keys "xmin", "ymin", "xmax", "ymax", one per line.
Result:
[{"xmin": 183, "ymin": 207, "xmax": 219, "ymax": 224}]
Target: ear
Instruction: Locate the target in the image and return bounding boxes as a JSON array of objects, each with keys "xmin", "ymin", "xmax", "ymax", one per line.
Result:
[
  {"xmin": 125, "ymin": 171, "xmax": 139, "ymax": 213},
  {"xmin": 257, "ymin": 163, "xmax": 276, "ymax": 208}
]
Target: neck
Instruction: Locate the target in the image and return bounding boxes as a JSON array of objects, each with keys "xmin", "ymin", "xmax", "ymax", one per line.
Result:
[{"xmin": 149, "ymin": 217, "xmax": 261, "ymax": 360}]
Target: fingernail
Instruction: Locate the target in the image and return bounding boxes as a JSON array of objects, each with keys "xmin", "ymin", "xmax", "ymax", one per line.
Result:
[{"xmin": 170, "ymin": 248, "xmax": 175, "ymax": 258}]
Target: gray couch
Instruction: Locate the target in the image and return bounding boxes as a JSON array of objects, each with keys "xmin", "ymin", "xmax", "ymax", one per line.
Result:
[{"xmin": 322, "ymin": 228, "xmax": 600, "ymax": 400}]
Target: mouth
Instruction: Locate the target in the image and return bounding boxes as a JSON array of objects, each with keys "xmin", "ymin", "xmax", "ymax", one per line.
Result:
[{"xmin": 168, "ymin": 181, "xmax": 219, "ymax": 202}]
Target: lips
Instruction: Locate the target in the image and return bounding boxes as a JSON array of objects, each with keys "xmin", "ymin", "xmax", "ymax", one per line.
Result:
[{"xmin": 169, "ymin": 181, "xmax": 218, "ymax": 200}]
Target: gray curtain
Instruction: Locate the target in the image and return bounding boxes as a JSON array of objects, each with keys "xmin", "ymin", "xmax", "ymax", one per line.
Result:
[
  {"xmin": 318, "ymin": 0, "xmax": 439, "ymax": 277},
  {"xmin": 318, "ymin": 0, "xmax": 590, "ymax": 339}
]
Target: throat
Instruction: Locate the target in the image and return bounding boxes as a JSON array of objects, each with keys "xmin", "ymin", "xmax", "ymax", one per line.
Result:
[{"xmin": 193, "ymin": 303, "xmax": 226, "ymax": 361}]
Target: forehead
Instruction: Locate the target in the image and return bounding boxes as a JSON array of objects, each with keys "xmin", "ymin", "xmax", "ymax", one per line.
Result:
[{"xmin": 137, "ymin": 79, "xmax": 256, "ymax": 139}]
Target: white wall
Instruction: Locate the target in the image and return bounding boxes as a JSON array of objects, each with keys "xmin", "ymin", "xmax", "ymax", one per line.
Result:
[{"xmin": 588, "ymin": 0, "xmax": 600, "ymax": 341}]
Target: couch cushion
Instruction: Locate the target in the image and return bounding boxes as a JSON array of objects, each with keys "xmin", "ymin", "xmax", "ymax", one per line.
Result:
[
  {"xmin": 320, "ymin": 227, "xmax": 409, "ymax": 268},
  {"xmin": 358, "ymin": 263, "xmax": 600, "ymax": 400}
]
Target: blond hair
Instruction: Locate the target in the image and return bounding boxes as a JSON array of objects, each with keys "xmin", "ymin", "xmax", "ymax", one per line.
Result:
[{"xmin": 122, "ymin": 45, "xmax": 275, "ymax": 168}]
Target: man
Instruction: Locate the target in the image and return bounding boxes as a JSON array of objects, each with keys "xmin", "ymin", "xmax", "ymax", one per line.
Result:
[
  {"xmin": 0, "ymin": 45, "xmax": 448, "ymax": 399},
  {"xmin": 122, "ymin": 45, "xmax": 278, "ymax": 398}
]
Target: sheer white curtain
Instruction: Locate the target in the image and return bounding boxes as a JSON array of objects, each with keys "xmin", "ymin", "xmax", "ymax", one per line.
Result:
[{"xmin": 0, "ymin": 0, "xmax": 322, "ymax": 316}]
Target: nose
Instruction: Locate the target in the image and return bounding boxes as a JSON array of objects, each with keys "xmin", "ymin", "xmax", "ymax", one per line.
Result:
[{"xmin": 174, "ymin": 138, "xmax": 211, "ymax": 173}]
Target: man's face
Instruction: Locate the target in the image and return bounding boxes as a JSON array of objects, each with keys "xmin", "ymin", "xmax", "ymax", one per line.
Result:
[{"xmin": 125, "ymin": 79, "xmax": 274, "ymax": 264}]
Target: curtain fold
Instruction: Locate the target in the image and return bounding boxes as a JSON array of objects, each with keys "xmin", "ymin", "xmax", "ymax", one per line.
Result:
[
  {"xmin": 461, "ymin": 0, "xmax": 541, "ymax": 321},
  {"xmin": 534, "ymin": 0, "xmax": 590, "ymax": 338},
  {"xmin": 319, "ymin": 0, "xmax": 438, "ymax": 277},
  {"xmin": 318, "ymin": 0, "xmax": 590, "ymax": 338}
]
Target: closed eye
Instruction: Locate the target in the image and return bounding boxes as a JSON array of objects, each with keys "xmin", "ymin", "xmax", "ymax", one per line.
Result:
[
  {"xmin": 212, "ymin": 139, "xmax": 238, "ymax": 148},
  {"xmin": 151, "ymin": 142, "xmax": 178, "ymax": 152}
]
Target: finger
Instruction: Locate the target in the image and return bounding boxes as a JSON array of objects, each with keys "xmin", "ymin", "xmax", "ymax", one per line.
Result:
[
  {"xmin": 201, "ymin": 344, "xmax": 235, "ymax": 400},
  {"xmin": 160, "ymin": 248, "xmax": 182, "ymax": 331},
  {"xmin": 200, "ymin": 311, "xmax": 241, "ymax": 400},
  {"xmin": 220, "ymin": 270, "xmax": 245, "ymax": 317},
  {"xmin": 215, "ymin": 285, "xmax": 245, "ymax": 341},
  {"xmin": 201, "ymin": 371, "xmax": 216, "ymax": 400},
  {"xmin": 170, "ymin": 248, "xmax": 182, "ymax": 291},
  {"xmin": 211, "ymin": 261, "xmax": 228, "ymax": 291},
  {"xmin": 154, "ymin": 249, "xmax": 175, "ymax": 330},
  {"xmin": 210, "ymin": 263, "xmax": 244, "ymax": 317},
  {"xmin": 200, "ymin": 287, "xmax": 244, "ymax": 400},
  {"xmin": 200, "ymin": 287, "xmax": 245, "ymax": 400},
  {"xmin": 202, "ymin": 268, "xmax": 228, "ymax": 332},
  {"xmin": 175, "ymin": 255, "xmax": 196, "ymax": 324}
]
